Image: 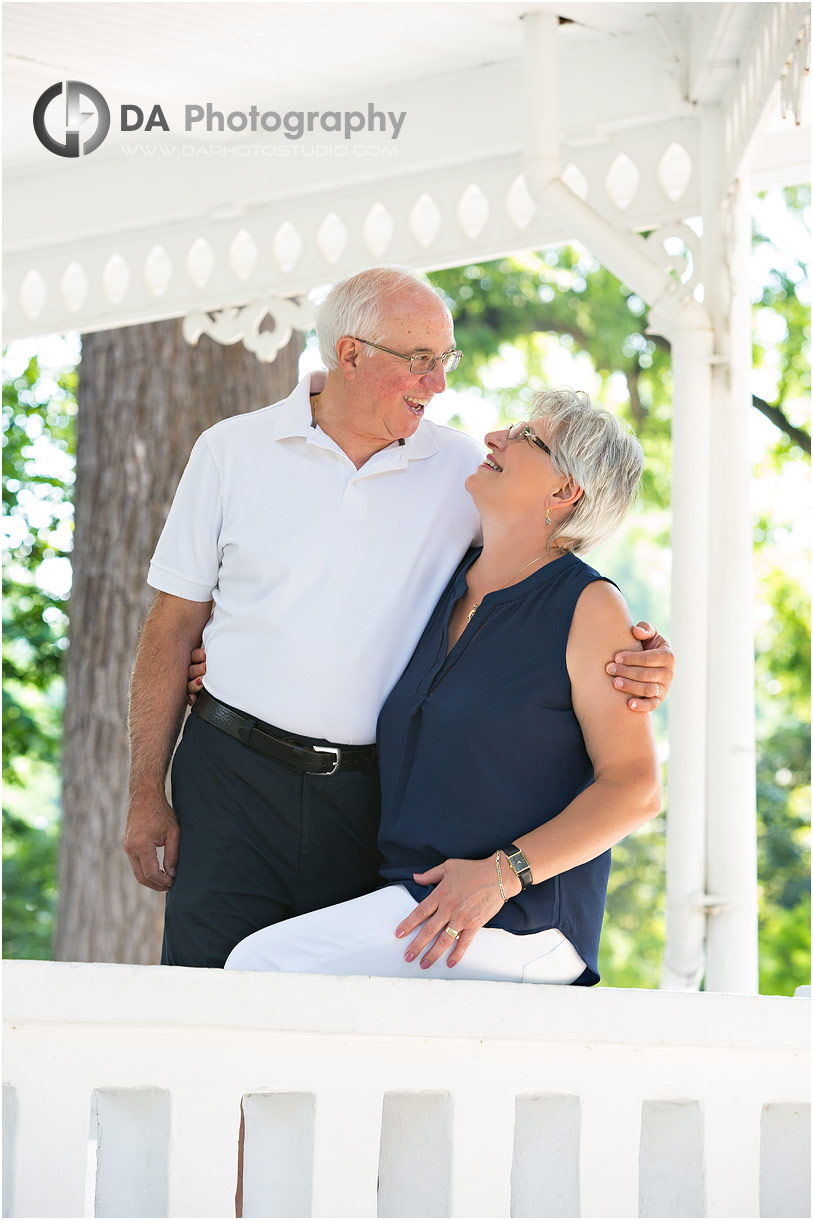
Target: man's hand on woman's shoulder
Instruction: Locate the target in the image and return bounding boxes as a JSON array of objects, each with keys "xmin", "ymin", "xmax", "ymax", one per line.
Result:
[{"xmin": 607, "ymin": 620, "xmax": 674, "ymax": 713}]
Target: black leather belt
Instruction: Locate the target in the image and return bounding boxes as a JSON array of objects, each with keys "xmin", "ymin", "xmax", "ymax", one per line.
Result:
[{"xmin": 192, "ymin": 689, "xmax": 376, "ymax": 776}]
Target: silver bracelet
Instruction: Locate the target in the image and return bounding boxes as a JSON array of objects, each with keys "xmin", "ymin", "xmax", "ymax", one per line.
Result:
[{"xmin": 495, "ymin": 850, "xmax": 508, "ymax": 903}]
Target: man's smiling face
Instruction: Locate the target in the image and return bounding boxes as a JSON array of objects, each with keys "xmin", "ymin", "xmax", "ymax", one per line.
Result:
[{"xmin": 347, "ymin": 286, "xmax": 456, "ymax": 444}]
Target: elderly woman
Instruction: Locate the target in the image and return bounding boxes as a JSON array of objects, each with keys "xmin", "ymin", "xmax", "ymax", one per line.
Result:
[{"xmin": 223, "ymin": 389, "xmax": 661, "ymax": 986}]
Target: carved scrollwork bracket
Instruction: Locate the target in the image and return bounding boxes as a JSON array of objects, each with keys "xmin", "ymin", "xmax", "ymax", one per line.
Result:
[
  {"xmin": 183, "ymin": 296, "xmax": 315, "ymax": 363},
  {"xmin": 644, "ymin": 222, "xmax": 702, "ymax": 294}
]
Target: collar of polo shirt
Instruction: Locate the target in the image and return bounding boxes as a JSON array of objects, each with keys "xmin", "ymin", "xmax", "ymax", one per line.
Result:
[
  {"xmin": 148, "ymin": 366, "xmax": 483, "ymax": 744},
  {"xmin": 274, "ymin": 372, "xmax": 440, "ymax": 461}
]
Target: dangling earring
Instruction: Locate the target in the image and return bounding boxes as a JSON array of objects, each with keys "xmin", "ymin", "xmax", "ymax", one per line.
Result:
[{"xmin": 545, "ymin": 508, "xmax": 551, "ymax": 526}]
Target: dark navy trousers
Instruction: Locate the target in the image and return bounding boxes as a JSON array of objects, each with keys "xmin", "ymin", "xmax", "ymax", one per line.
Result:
[{"xmin": 162, "ymin": 712, "xmax": 382, "ymax": 968}]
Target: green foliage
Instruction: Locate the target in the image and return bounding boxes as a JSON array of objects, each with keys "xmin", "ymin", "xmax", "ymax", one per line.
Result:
[
  {"xmin": 752, "ymin": 186, "xmax": 811, "ymax": 438},
  {"xmin": 2, "ymin": 807, "xmax": 59, "ymax": 959},
  {"xmin": 759, "ymin": 891, "xmax": 811, "ymax": 997},
  {"xmin": 2, "ymin": 345, "xmax": 77, "ymax": 958},
  {"xmin": 3, "ymin": 352, "xmax": 76, "ymax": 784},
  {"xmin": 754, "ymin": 563, "xmax": 811, "ymax": 931},
  {"xmin": 751, "ymin": 491, "xmax": 810, "ymax": 992},
  {"xmin": 598, "ymin": 819, "xmax": 667, "ymax": 988},
  {"xmin": 754, "ymin": 563, "xmax": 811, "ymax": 719}
]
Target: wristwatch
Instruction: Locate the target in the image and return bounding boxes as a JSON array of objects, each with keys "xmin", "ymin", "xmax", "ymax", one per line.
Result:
[{"xmin": 504, "ymin": 843, "xmax": 533, "ymax": 890}]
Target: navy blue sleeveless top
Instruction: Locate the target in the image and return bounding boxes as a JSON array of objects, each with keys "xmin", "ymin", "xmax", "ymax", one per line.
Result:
[{"xmin": 376, "ymin": 547, "xmax": 616, "ymax": 986}]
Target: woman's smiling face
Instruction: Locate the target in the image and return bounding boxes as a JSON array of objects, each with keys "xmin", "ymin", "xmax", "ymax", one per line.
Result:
[{"xmin": 467, "ymin": 419, "xmax": 566, "ymax": 518}]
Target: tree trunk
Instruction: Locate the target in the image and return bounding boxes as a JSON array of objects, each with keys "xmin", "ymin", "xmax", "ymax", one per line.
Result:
[{"xmin": 55, "ymin": 320, "xmax": 302, "ymax": 964}]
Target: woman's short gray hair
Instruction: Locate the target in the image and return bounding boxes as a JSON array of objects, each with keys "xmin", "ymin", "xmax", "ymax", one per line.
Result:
[
  {"xmin": 315, "ymin": 266, "xmax": 435, "ymax": 370},
  {"xmin": 529, "ymin": 388, "xmax": 644, "ymax": 556}
]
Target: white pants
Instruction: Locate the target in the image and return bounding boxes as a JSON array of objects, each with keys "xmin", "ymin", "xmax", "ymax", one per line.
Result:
[{"xmin": 224, "ymin": 885, "xmax": 587, "ymax": 984}]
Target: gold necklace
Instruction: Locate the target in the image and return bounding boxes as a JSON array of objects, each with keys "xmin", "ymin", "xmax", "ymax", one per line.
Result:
[{"xmin": 466, "ymin": 553, "xmax": 549, "ymax": 624}]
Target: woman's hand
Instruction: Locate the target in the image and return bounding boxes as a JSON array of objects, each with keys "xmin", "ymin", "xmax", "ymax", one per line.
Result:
[
  {"xmin": 186, "ymin": 646, "xmax": 207, "ymax": 706},
  {"xmin": 394, "ymin": 856, "xmax": 518, "ymax": 969}
]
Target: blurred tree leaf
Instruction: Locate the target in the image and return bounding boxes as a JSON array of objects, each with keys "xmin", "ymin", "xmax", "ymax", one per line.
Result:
[
  {"xmin": 2, "ymin": 353, "xmax": 75, "ymax": 786},
  {"xmin": 2, "ymin": 348, "xmax": 76, "ymax": 959},
  {"xmin": 2, "ymin": 808, "xmax": 59, "ymax": 960}
]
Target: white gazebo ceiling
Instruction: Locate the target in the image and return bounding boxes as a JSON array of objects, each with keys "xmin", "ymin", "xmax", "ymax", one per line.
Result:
[
  {"xmin": 2, "ymin": 2, "xmax": 810, "ymax": 340},
  {"xmin": 3, "ymin": 1, "xmax": 691, "ymax": 168}
]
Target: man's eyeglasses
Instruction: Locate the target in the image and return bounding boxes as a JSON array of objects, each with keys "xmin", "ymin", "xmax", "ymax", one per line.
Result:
[
  {"xmin": 351, "ymin": 336, "xmax": 462, "ymax": 375},
  {"xmin": 507, "ymin": 421, "xmax": 553, "ymax": 458}
]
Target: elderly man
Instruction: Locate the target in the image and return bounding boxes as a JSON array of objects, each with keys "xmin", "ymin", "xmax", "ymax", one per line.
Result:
[{"xmin": 125, "ymin": 266, "xmax": 673, "ymax": 968}]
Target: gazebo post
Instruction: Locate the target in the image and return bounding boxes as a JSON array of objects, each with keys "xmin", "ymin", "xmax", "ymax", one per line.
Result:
[
  {"xmin": 521, "ymin": 9, "xmax": 715, "ymax": 990},
  {"xmin": 659, "ymin": 306, "xmax": 713, "ymax": 992},
  {"xmin": 702, "ymin": 116, "xmax": 760, "ymax": 992}
]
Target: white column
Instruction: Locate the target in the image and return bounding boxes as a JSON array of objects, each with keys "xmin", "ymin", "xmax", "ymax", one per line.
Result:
[
  {"xmin": 702, "ymin": 115, "xmax": 760, "ymax": 993},
  {"xmin": 659, "ymin": 306, "xmax": 715, "ymax": 991}
]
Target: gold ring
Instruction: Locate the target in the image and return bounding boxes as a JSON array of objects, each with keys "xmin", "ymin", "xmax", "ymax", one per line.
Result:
[{"xmin": 444, "ymin": 926, "xmax": 460, "ymax": 939}]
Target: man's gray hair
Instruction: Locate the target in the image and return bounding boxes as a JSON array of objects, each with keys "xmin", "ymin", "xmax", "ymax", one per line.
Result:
[
  {"xmin": 529, "ymin": 388, "xmax": 644, "ymax": 556},
  {"xmin": 315, "ymin": 266, "xmax": 437, "ymax": 370}
]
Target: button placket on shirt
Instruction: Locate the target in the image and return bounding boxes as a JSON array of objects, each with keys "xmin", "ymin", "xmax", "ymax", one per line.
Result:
[
  {"xmin": 305, "ymin": 428, "xmax": 364, "ymax": 515},
  {"xmin": 343, "ymin": 444, "xmax": 408, "ymax": 512},
  {"xmin": 411, "ymin": 566, "xmax": 469, "ymax": 697},
  {"xmin": 342, "ymin": 478, "xmax": 366, "ymax": 516}
]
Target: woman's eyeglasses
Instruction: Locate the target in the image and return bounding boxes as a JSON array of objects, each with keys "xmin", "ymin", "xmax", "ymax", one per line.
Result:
[{"xmin": 507, "ymin": 421, "xmax": 553, "ymax": 458}]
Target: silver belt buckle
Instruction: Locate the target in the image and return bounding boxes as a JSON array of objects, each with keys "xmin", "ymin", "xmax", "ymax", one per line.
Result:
[{"xmin": 312, "ymin": 745, "xmax": 342, "ymax": 776}]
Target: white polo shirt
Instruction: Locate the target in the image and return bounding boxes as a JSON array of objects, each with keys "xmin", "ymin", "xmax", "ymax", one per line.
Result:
[{"xmin": 148, "ymin": 371, "xmax": 483, "ymax": 743}]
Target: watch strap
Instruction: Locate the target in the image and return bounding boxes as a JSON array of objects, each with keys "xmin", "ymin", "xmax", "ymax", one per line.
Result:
[{"xmin": 505, "ymin": 842, "xmax": 533, "ymax": 890}]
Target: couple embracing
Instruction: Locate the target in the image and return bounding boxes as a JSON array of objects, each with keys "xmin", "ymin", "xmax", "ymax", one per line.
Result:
[{"xmin": 125, "ymin": 265, "xmax": 672, "ymax": 987}]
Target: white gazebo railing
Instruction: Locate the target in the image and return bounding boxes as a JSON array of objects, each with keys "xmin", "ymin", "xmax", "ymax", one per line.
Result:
[{"xmin": 2, "ymin": 960, "xmax": 810, "ymax": 1219}]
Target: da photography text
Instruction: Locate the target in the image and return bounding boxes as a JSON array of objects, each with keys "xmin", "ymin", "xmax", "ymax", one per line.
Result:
[
  {"xmin": 33, "ymin": 80, "xmax": 406, "ymax": 158},
  {"xmin": 127, "ymin": 102, "xmax": 407, "ymax": 141}
]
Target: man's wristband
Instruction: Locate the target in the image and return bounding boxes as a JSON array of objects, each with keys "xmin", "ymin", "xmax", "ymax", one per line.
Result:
[{"xmin": 504, "ymin": 843, "xmax": 533, "ymax": 890}]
